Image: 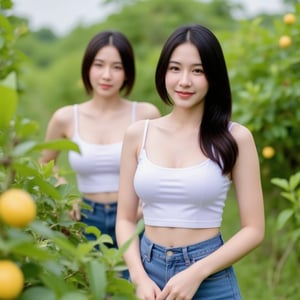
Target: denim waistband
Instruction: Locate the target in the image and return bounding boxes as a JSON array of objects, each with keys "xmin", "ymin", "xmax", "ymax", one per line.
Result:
[
  {"xmin": 82, "ymin": 197, "xmax": 117, "ymax": 209},
  {"xmin": 141, "ymin": 232, "xmax": 223, "ymax": 262}
]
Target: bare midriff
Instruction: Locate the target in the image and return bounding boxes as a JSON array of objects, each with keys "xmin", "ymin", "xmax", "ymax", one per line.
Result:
[
  {"xmin": 145, "ymin": 226, "xmax": 220, "ymax": 248},
  {"xmin": 83, "ymin": 191, "xmax": 118, "ymax": 204}
]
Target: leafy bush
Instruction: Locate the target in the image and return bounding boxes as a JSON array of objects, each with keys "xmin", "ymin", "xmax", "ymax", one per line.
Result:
[
  {"xmin": 223, "ymin": 4, "xmax": 300, "ymax": 191},
  {"xmin": 0, "ymin": 75, "xmax": 140, "ymax": 299},
  {"xmin": 0, "ymin": 3, "xmax": 139, "ymax": 298},
  {"xmin": 268, "ymin": 172, "xmax": 300, "ymax": 295}
]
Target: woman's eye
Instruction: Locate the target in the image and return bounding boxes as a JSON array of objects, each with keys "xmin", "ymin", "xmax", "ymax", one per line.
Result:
[
  {"xmin": 169, "ymin": 66, "xmax": 180, "ymax": 72},
  {"xmin": 194, "ymin": 68, "xmax": 204, "ymax": 74}
]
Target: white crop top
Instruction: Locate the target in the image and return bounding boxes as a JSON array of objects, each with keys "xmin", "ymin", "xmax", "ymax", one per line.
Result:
[
  {"xmin": 134, "ymin": 120, "xmax": 234, "ymax": 228},
  {"xmin": 69, "ymin": 102, "xmax": 136, "ymax": 193}
]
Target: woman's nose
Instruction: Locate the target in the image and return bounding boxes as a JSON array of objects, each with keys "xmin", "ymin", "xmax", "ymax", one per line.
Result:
[
  {"xmin": 102, "ymin": 66, "xmax": 112, "ymax": 78},
  {"xmin": 179, "ymin": 71, "xmax": 191, "ymax": 87}
]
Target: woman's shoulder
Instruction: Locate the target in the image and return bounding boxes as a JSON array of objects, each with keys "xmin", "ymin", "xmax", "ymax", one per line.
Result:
[
  {"xmin": 122, "ymin": 119, "xmax": 148, "ymax": 149},
  {"xmin": 50, "ymin": 105, "xmax": 75, "ymax": 125},
  {"xmin": 134, "ymin": 101, "xmax": 161, "ymax": 119},
  {"xmin": 126, "ymin": 119, "xmax": 148, "ymax": 135},
  {"xmin": 230, "ymin": 121, "xmax": 255, "ymax": 145}
]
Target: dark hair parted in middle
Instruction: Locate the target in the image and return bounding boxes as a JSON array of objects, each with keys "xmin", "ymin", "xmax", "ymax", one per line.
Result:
[
  {"xmin": 81, "ymin": 30, "xmax": 135, "ymax": 96},
  {"xmin": 155, "ymin": 24, "xmax": 238, "ymax": 174}
]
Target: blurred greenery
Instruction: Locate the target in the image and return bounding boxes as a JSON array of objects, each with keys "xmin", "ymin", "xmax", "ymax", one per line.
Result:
[{"xmin": 1, "ymin": 0, "xmax": 300, "ymax": 298}]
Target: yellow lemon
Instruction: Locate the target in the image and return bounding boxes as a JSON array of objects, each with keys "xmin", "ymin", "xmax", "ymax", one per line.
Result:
[
  {"xmin": 283, "ymin": 13, "xmax": 296, "ymax": 25},
  {"xmin": 262, "ymin": 146, "xmax": 275, "ymax": 159},
  {"xmin": 279, "ymin": 35, "xmax": 292, "ymax": 48},
  {"xmin": 0, "ymin": 188, "xmax": 36, "ymax": 228},
  {"xmin": 0, "ymin": 260, "xmax": 24, "ymax": 299}
]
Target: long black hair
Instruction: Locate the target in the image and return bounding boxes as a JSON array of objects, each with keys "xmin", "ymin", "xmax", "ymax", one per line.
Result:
[{"xmin": 155, "ymin": 24, "xmax": 238, "ymax": 174}]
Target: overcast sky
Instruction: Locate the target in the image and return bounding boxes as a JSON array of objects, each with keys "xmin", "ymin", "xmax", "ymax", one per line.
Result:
[{"xmin": 10, "ymin": 0, "xmax": 287, "ymax": 36}]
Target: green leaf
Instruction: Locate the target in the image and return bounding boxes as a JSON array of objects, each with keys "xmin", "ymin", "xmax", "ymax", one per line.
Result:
[
  {"xmin": 107, "ymin": 276, "xmax": 137, "ymax": 298},
  {"xmin": 22, "ymin": 262, "xmax": 42, "ymax": 279},
  {"xmin": 0, "ymin": 71, "xmax": 17, "ymax": 89},
  {"xmin": 13, "ymin": 242, "xmax": 55, "ymax": 260},
  {"xmin": 277, "ymin": 209, "xmax": 293, "ymax": 230},
  {"xmin": 289, "ymin": 172, "xmax": 300, "ymax": 190},
  {"xmin": 30, "ymin": 176, "xmax": 62, "ymax": 199},
  {"xmin": 86, "ymin": 260, "xmax": 106, "ymax": 299},
  {"xmin": 76, "ymin": 242, "xmax": 99, "ymax": 256},
  {"xmin": 29, "ymin": 220, "xmax": 56, "ymax": 237},
  {"xmin": 0, "ymin": 0, "xmax": 13, "ymax": 10},
  {"xmin": 40, "ymin": 271, "xmax": 74, "ymax": 295},
  {"xmin": 291, "ymin": 228, "xmax": 300, "ymax": 241},
  {"xmin": 271, "ymin": 178, "xmax": 289, "ymax": 191},
  {"xmin": 51, "ymin": 233, "xmax": 78, "ymax": 259},
  {"xmin": 12, "ymin": 160, "xmax": 40, "ymax": 177},
  {"xmin": 15, "ymin": 117, "xmax": 40, "ymax": 138},
  {"xmin": 117, "ymin": 219, "xmax": 144, "ymax": 257},
  {"xmin": 32, "ymin": 139, "xmax": 81, "ymax": 153},
  {"xmin": 60, "ymin": 292, "xmax": 89, "ymax": 300},
  {"xmin": 280, "ymin": 191, "xmax": 296, "ymax": 203},
  {"xmin": 98, "ymin": 233, "xmax": 114, "ymax": 245},
  {"xmin": 11, "ymin": 140, "xmax": 80, "ymax": 157},
  {"xmin": 19, "ymin": 287, "xmax": 56, "ymax": 300},
  {"xmin": 12, "ymin": 162, "xmax": 62, "ymax": 199},
  {"xmin": 40, "ymin": 160, "xmax": 56, "ymax": 177},
  {"xmin": 84, "ymin": 225, "xmax": 101, "ymax": 239},
  {"xmin": 0, "ymin": 84, "xmax": 17, "ymax": 129},
  {"xmin": 0, "ymin": 228, "xmax": 32, "ymax": 252},
  {"xmin": 12, "ymin": 140, "xmax": 37, "ymax": 156}
]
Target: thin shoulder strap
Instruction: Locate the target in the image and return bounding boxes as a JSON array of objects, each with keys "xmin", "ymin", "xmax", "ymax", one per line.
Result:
[
  {"xmin": 131, "ymin": 101, "xmax": 137, "ymax": 123},
  {"xmin": 141, "ymin": 119, "xmax": 150, "ymax": 150}
]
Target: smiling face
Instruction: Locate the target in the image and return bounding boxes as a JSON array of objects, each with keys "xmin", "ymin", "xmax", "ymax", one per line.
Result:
[
  {"xmin": 165, "ymin": 42, "xmax": 209, "ymax": 110},
  {"xmin": 89, "ymin": 45, "xmax": 126, "ymax": 98}
]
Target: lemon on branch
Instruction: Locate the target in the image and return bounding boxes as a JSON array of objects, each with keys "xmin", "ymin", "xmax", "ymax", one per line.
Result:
[
  {"xmin": 0, "ymin": 260, "xmax": 24, "ymax": 299},
  {"xmin": 0, "ymin": 188, "xmax": 37, "ymax": 227}
]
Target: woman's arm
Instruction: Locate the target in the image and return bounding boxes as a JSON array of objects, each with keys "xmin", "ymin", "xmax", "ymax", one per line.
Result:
[
  {"xmin": 198, "ymin": 123, "xmax": 264, "ymax": 274},
  {"xmin": 116, "ymin": 121, "xmax": 161, "ymax": 299},
  {"xmin": 40, "ymin": 106, "xmax": 72, "ymax": 164},
  {"xmin": 39, "ymin": 106, "xmax": 73, "ymax": 185},
  {"xmin": 116, "ymin": 122, "xmax": 145, "ymax": 277}
]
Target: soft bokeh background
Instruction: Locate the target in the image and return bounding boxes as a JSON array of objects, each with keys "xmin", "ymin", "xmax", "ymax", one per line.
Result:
[{"xmin": 1, "ymin": 0, "xmax": 299, "ymax": 298}]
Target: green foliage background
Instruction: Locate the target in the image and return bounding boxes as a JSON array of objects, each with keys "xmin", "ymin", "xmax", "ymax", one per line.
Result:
[{"xmin": 1, "ymin": 0, "xmax": 300, "ymax": 299}]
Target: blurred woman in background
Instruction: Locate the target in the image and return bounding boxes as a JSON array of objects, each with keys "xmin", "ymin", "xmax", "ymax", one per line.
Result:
[{"xmin": 40, "ymin": 30, "xmax": 160, "ymax": 254}]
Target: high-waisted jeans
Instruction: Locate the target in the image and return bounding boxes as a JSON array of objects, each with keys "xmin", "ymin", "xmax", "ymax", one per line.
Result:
[
  {"xmin": 81, "ymin": 197, "xmax": 118, "ymax": 246},
  {"xmin": 140, "ymin": 233, "xmax": 242, "ymax": 299},
  {"xmin": 81, "ymin": 197, "xmax": 129, "ymax": 279}
]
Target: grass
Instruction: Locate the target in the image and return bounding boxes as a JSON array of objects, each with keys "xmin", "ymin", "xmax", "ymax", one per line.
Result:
[{"xmin": 222, "ymin": 190, "xmax": 299, "ymax": 300}]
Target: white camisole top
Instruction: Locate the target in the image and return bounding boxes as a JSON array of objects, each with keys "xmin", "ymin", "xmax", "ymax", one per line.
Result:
[
  {"xmin": 134, "ymin": 119, "xmax": 234, "ymax": 228},
  {"xmin": 69, "ymin": 102, "xmax": 136, "ymax": 193}
]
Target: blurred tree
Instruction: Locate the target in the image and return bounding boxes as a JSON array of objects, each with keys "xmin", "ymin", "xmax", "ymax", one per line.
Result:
[
  {"xmin": 16, "ymin": 29, "xmax": 58, "ymax": 67},
  {"xmin": 34, "ymin": 27, "xmax": 57, "ymax": 42},
  {"xmin": 103, "ymin": 0, "xmax": 238, "ymax": 54},
  {"xmin": 15, "ymin": 0, "xmax": 241, "ymax": 120}
]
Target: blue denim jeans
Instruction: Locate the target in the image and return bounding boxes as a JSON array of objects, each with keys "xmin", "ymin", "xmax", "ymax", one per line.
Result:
[
  {"xmin": 81, "ymin": 197, "xmax": 118, "ymax": 246},
  {"xmin": 140, "ymin": 233, "xmax": 242, "ymax": 300},
  {"xmin": 81, "ymin": 197, "xmax": 129, "ymax": 279}
]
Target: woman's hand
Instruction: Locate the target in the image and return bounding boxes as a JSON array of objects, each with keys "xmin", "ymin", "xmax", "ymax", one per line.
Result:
[
  {"xmin": 157, "ymin": 268, "xmax": 201, "ymax": 300},
  {"xmin": 68, "ymin": 200, "xmax": 81, "ymax": 221},
  {"xmin": 134, "ymin": 276, "xmax": 161, "ymax": 300}
]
